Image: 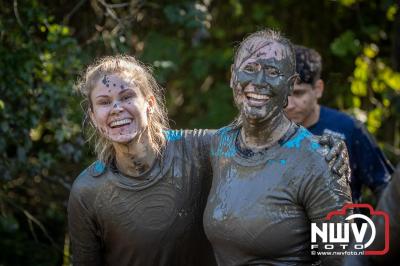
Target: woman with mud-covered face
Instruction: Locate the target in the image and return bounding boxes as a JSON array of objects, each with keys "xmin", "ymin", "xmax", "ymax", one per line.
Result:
[
  {"xmin": 68, "ymin": 56, "xmax": 216, "ymax": 266},
  {"xmin": 203, "ymin": 29, "xmax": 353, "ymax": 266}
]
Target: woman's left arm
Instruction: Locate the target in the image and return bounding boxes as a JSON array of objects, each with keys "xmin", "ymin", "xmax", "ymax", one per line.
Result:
[{"xmin": 301, "ymin": 161, "xmax": 353, "ymax": 266}]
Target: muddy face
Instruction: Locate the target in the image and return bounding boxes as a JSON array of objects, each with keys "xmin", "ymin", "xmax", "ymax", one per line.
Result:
[
  {"xmin": 90, "ymin": 74, "xmax": 152, "ymax": 144},
  {"xmin": 231, "ymin": 39, "xmax": 294, "ymax": 124}
]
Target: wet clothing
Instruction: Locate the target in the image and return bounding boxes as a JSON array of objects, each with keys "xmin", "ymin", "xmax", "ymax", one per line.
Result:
[
  {"xmin": 343, "ymin": 164, "xmax": 400, "ymax": 266},
  {"xmin": 68, "ymin": 130, "xmax": 216, "ymax": 266},
  {"xmin": 370, "ymin": 164, "xmax": 400, "ymax": 264},
  {"xmin": 203, "ymin": 123, "xmax": 352, "ymax": 266},
  {"xmin": 308, "ymin": 106, "xmax": 393, "ymax": 202}
]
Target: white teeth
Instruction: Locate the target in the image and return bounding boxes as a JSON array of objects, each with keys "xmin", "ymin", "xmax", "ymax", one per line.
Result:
[
  {"xmin": 110, "ymin": 119, "xmax": 132, "ymax": 127},
  {"xmin": 246, "ymin": 93, "xmax": 270, "ymax": 100}
]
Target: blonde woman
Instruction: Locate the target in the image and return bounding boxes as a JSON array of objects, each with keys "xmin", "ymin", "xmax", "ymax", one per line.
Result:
[{"xmin": 68, "ymin": 56, "xmax": 215, "ymax": 266}]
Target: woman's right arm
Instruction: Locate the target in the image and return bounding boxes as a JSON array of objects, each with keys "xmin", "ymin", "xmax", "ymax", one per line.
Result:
[{"xmin": 68, "ymin": 178, "xmax": 103, "ymax": 266}]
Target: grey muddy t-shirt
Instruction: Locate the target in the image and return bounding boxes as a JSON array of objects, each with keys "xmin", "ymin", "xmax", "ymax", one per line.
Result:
[
  {"xmin": 68, "ymin": 129, "xmax": 217, "ymax": 266},
  {"xmin": 203, "ymin": 124, "xmax": 352, "ymax": 266}
]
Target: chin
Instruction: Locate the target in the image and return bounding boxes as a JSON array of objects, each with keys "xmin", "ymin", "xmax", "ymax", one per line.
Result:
[
  {"xmin": 108, "ymin": 131, "xmax": 140, "ymax": 144},
  {"xmin": 242, "ymin": 106, "xmax": 269, "ymax": 121},
  {"xmin": 288, "ymin": 117, "xmax": 302, "ymax": 125},
  {"xmin": 243, "ymin": 112, "xmax": 271, "ymax": 124}
]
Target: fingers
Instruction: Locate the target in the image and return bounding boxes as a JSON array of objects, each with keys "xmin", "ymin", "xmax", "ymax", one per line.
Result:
[
  {"xmin": 334, "ymin": 149, "xmax": 347, "ymax": 170},
  {"xmin": 332, "ymin": 149, "xmax": 351, "ymax": 181},
  {"xmin": 319, "ymin": 133, "xmax": 351, "ymax": 181},
  {"xmin": 338, "ymin": 162, "xmax": 348, "ymax": 176},
  {"xmin": 319, "ymin": 133, "xmax": 344, "ymax": 162},
  {"xmin": 326, "ymin": 140, "xmax": 344, "ymax": 163},
  {"xmin": 318, "ymin": 134, "xmax": 332, "ymax": 146}
]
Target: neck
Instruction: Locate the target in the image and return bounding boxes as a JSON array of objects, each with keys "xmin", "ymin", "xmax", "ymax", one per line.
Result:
[
  {"xmin": 113, "ymin": 131, "xmax": 157, "ymax": 178},
  {"xmin": 303, "ymin": 104, "xmax": 321, "ymax": 128},
  {"xmin": 241, "ymin": 112, "xmax": 291, "ymax": 150}
]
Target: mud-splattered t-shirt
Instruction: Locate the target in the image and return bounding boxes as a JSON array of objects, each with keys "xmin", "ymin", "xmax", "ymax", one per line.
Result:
[
  {"xmin": 68, "ymin": 129, "xmax": 216, "ymax": 266},
  {"xmin": 203, "ymin": 123, "xmax": 352, "ymax": 266}
]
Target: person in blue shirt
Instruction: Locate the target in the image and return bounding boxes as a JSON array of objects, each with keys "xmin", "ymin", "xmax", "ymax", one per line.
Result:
[{"xmin": 285, "ymin": 45, "xmax": 394, "ymax": 203}]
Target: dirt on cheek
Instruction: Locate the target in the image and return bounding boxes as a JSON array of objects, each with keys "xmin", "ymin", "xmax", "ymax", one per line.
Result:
[{"xmin": 234, "ymin": 89, "xmax": 245, "ymax": 106}]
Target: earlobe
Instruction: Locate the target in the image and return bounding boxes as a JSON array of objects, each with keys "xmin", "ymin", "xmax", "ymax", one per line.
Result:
[
  {"xmin": 230, "ymin": 64, "xmax": 235, "ymax": 89},
  {"xmin": 315, "ymin": 79, "xmax": 324, "ymax": 98},
  {"xmin": 148, "ymin": 96, "xmax": 155, "ymax": 107},
  {"xmin": 287, "ymin": 73, "xmax": 298, "ymax": 95},
  {"xmin": 147, "ymin": 96, "xmax": 155, "ymax": 114}
]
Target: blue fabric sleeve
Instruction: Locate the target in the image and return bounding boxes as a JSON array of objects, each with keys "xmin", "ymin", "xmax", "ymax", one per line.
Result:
[{"xmin": 350, "ymin": 121, "xmax": 393, "ymax": 196}]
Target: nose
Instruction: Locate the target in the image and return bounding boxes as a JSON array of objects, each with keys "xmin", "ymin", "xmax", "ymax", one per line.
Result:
[
  {"xmin": 285, "ymin": 96, "xmax": 295, "ymax": 111},
  {"xmin": 110, "ymin": 101, "xmax": 123, "ymax": 114},
  {"xmin": 253, "ymin": 71, "xmax": 265, "ymax": 85}
]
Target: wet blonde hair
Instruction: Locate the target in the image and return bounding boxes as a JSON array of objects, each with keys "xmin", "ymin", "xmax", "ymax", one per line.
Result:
[{"xmin": 76, "ymin": 55, "xmax": 169, "ymax": 164}]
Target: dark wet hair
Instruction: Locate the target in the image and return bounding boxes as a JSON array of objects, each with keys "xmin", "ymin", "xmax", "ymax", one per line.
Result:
[
  {"xmin": 233, "ymin": 29, "xmax": 296, "ymax": 75},
  {"xmin": 294, "ymin": 45, "xmax": 322, "ymax": 85}
]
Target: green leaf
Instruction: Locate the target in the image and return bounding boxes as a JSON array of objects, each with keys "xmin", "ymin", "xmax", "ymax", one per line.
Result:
[{"xmin": 330, "ymin": 31, "xmax": 361, "ymax": 57}]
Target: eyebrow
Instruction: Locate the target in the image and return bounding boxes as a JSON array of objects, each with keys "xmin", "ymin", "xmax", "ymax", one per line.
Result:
[
  {"xmin": 95, "ymin": 88, "xmax": 136, "ymax": 98},
  {"xmin": 119, "ymin": 88, "xmax": 136, "ymax": 95},
  {"xmin": 95, "ymin": 94, "xmax": 109, "ymax": 99}
]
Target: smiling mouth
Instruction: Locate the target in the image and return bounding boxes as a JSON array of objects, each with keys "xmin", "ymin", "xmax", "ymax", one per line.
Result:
[
  {"xmin": 245, "ymin": 92, "xmax": 271, "ymax": 107},
  {"xmin": 246, "ymin": 92, "xmax": 270, "ymax": 100},
  {"xmin": 109, "ymin": 118, "xmax": 132, "ymax": 128}
]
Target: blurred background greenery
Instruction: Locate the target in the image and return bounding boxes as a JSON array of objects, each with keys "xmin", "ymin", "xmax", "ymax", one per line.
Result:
[{"xmin": 0, "ymin": 0, "xmax": 399, "ymax": 265}]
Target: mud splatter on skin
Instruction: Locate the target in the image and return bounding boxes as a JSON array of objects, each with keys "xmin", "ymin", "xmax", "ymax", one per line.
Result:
[
  {"xmin": 132, "ymin": 160, "xmax": 148, "ymax": 174},
  {"xmin": 231, "ymin": 39, "xmax": 295, "ymax": 149},
  {"xmin": 102, "ymin": 75, "xmax": 110, "ymax": 88},
  {"xmin": 112, "ymin": 132, "xmax": 158, "ymax": 178},
  {"xmin": 237, "ymin": 40, "xmax": 273, "ymax": 70}
]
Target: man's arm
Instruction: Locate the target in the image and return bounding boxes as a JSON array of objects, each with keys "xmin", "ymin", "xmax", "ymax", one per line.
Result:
[{"xmin": 351, "ymin": 121, "xmax": 393, "ymax": 198}]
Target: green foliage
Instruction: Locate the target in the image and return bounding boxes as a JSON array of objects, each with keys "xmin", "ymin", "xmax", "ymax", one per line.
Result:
[
  {"xmin": 330, "ymin": 31, "xmax": 361, "ymax": 57},
  {"xmin": 338, "ymin": 1, "xmax": 400, "ymax": 162},
  {"xmin": 0, "ymin": 1, "xmax": 86, "ymax": 264}
]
